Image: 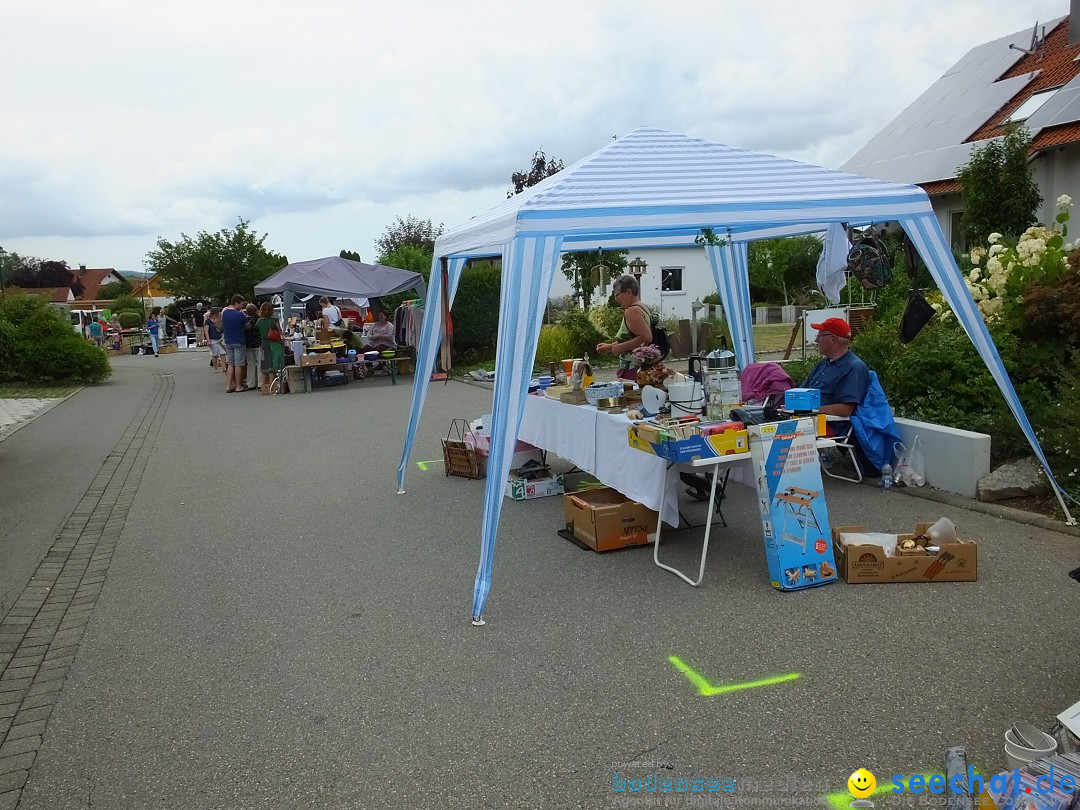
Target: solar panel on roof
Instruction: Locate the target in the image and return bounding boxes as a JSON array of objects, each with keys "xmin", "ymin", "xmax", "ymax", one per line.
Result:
[{"xmin": 841, "ymin": 18, "xmax": 1067, "ymax": 183}]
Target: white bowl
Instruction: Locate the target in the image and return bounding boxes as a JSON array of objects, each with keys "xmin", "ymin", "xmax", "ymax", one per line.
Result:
[
  {"xmin": 1004, "ymin": 727, "xmax": 1056, "ymax": 769},
  {"xmin": 584, "ymin": 381, "xmax": 622, "ymax": 406}
]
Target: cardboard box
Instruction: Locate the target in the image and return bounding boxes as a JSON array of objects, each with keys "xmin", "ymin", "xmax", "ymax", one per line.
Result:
[
  {"xmin": 832, "ymin": 524, "xmax": 978, "ymax": 583},
  {"xmin": 627, "ymin": 425, "xmax": 749, "ymax": 463},
  {"xmin": 505, "ymin": 469, "xmax": 565, "ymax": 500},
  {"xmin": 563, "ymin": 487, "xmax": 659, "ymax": 552},
  {"xmin": 159, "ymin": 343, "xmax": 177, "ymax": 354},
  {"xmin": 284, "ymin": 365, "xmax": 309, "ymax": 394},
  {"xmin": 300, "ymin": 352, "xmax": 336, "ymax": 367},
  {"xmin": 559, "ymin": 389, "xmax": 588, "ymax": 405},
  {"xmin": 706, "ymin": 428, "xmax": 749, "ymax": 455}
]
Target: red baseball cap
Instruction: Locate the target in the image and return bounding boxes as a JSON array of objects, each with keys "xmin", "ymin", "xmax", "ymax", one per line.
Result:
[{"xmin": 810, "ymin": 317, "xmax": 851, "ymax": 339}]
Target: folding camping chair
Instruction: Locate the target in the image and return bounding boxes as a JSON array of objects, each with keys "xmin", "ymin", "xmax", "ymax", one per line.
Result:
[{"xmin": 820, "ymin": 416, "xmax": 863, "ymax": 484}]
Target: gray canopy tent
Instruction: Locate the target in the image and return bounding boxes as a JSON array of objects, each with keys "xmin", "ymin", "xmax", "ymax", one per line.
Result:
[{"xmin": 254, "ymin": 256, "xmax": 427, "ymax": 321}]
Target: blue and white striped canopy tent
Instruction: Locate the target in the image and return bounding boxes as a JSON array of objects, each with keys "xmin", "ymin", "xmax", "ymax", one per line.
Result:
[{"xmin": 398, "ymin": 127, "xmax": 1074, "ymax": 624}]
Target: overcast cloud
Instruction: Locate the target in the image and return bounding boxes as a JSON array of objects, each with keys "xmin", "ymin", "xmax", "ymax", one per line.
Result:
[{"xmin": 0, "ymin": 0, "xmax": 1066, "ymax": 270}]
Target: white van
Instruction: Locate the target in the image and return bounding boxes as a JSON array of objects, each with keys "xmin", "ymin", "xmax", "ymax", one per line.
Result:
[{"xmin": 71, "ymin": 309, "xmax": 104, "ymax": 337}]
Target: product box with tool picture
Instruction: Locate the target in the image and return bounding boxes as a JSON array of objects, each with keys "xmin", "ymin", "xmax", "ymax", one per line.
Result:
[
  {"xmin": 746, "ymin": 418, "xmax": 839, "ymax": 591},
  {"xmin": 505, "ymin": 469, "xmax": 565, "ymax": 501},
  {"xmin": 832, "ymin": 524, "xmax": 978, "ymax": 583},
  {"xmin": 563, "ymin": 487, "xmax": 659, "ymax": 552}
]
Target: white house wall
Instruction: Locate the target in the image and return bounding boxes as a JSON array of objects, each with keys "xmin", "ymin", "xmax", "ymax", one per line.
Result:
[
  {"xmin": 548, "ymin": 247, "xmax": 718, "ymax": 321},
  {"xmin": 930, "ymin": 144, "xmax": 1080, "ymax": 250}
]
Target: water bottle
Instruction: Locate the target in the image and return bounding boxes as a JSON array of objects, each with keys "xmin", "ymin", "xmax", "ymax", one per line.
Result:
[{"xmin": 881, "ymin": 463, "xmax": 893, "ymax": 492}]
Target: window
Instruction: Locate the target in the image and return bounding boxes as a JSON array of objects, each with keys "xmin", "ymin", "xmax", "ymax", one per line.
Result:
[
  {"xmin": 661, "ymin": 267, "xmax": 683, "ymax": 292},
  {"xmin": 1007, "ymin": 88, "xmax": 1058, "ymax": 123},
  {"xmin": 949, "ymin": 211, "xmax": 967, "ymax": 253}
]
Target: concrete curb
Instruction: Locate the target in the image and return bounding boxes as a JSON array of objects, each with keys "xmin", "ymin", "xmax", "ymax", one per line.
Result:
[
  {"xmin": 885, "ymin": 480, "xmax": 1080, "ymax": 539},
  {"xmin": 451, "ymin": 375, "xmax": 1079, "ymax": 539},
  {"xmin": 0, "ymin": 388, "xmax": 83, "ymax": 445}
]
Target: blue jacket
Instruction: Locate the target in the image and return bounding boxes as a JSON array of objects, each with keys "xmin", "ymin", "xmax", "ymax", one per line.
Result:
[{"xmin": 850, "ymin": 370, "xmax": 902, "ymax": 470}]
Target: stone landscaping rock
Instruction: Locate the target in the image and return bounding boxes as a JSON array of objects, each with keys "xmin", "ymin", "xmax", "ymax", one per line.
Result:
[{"xmin": 977, "ymin": 457, "xmax": 1050, "ymax": 502}]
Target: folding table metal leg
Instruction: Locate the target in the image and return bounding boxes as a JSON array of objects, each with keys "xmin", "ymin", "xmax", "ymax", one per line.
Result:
[{"xmin": 653, "ymin": 463, "xmax": 722, "ymax": 587}]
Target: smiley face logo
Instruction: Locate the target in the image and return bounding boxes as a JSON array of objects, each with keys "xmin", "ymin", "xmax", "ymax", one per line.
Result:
[{"xmin": 847, "ymin": 768, "xmax": 876, "ymax": 799}]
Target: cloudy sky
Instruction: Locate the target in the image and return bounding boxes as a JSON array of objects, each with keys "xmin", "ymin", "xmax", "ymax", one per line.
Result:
[{"xmin": 0, "ymin": 0, "xmax": 1067, "ymax": 272}]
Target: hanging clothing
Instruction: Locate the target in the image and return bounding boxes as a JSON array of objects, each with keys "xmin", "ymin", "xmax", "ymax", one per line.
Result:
[{"xmin": 816, "ymin": 222, "xmax": 850, "ymax": 304}]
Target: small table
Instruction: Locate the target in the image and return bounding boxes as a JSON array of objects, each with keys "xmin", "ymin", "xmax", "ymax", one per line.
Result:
[{"xmin": 651, "ymin": 452, "xmax": 753, "ymax": 587}]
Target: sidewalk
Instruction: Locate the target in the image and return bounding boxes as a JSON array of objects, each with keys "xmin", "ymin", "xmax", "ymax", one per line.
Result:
[{"xmin": 1, "ymin": 351, "xmax": 1078, "ymax": 809}]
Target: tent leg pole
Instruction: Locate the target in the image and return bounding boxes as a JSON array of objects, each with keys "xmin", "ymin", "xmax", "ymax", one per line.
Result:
[
  {"xmin": 1052, "ymin": 485, "xmax": 1076, "ymax": 525},
  {"xmin": 471, "ymin": 616, "xmax": 485, "ymax": 626}
]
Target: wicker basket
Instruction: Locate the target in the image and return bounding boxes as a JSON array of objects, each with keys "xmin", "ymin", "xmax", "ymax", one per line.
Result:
[{"xmin": 442, "ymin": 418, "xmax": 486, "ymax": 479}]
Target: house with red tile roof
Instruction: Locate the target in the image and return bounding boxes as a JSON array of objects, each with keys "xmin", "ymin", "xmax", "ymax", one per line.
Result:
[
  {"xmin": 72, "ymin": 265, "xmax": 128, "ymax": 301},
  {"xmin": 842, "ymin": 13, "xmax": 1080, "ymax": 251},
  {"xmin": 4, "ymin": 286, "xmax": 75, "ymax": 304}
]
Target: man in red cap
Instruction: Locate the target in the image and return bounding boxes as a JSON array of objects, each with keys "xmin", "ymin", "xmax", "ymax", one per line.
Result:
[{"xmin": 802, "ymin": 317, "xmax": 869, "ymax": 417}]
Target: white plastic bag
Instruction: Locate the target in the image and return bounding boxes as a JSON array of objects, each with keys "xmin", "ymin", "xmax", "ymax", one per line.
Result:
[{"xmin": 894, "ymin": 436, "xmax": 926, "ymax": 487}]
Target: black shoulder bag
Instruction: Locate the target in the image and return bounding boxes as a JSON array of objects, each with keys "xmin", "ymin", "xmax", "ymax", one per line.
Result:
[{"xmin": 899, "ymin": 234, "xmax": 936, "ymax": 344}]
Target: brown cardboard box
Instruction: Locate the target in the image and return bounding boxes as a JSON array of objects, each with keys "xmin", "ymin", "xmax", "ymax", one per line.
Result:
[
  {"xmin": 563, "ymin": 487, "xmax": 659, "ymax": 552},
  {"xmin": 832, "ymin": 524, "xmax": 978, "ymax": 583},
  {"xmin": 559, "ymin": 389, "xmax": 588, "ymax": 405},
  {"xmin": 284, "ymin": 365, "xmax": 308, "ymax": 393},
  {"xmin": 300, "ymin": 352, "xmax": 336, "ymax": 367}
]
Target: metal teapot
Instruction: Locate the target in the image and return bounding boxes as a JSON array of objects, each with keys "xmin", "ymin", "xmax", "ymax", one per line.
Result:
[{"xmin": 706, "ymin": 336, "xmax": 737, "ymax": 371}]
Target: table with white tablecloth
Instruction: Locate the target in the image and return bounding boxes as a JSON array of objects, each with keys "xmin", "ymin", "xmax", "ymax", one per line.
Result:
[{"xmin": 518, "ymin": 394, "xmax": 694, "ymax": 527}]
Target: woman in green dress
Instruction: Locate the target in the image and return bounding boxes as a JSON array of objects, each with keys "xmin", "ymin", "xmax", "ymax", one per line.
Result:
[{"xmin": 256, "ymin": 302, "xmax": 285, "ymax": 387}]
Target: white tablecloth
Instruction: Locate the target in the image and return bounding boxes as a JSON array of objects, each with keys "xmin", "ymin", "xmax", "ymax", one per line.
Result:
[{"xmin": 519, "ymin": 395, "xmax": 682, "ymax": 526}]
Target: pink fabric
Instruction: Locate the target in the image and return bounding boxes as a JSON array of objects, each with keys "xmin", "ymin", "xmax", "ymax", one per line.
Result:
[{"xmin": 740, "ymin": 362, "xmax": 794, "ymax": 405}]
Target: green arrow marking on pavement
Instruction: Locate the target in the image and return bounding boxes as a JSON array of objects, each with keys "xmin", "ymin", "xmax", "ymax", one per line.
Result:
[
  {"xmin": 416, "ymin": 460, "xmax": 443, "ymax": 470},
  {"xmin": 668, "ymin": 656, "xmax": 800, "ymax": 697}
]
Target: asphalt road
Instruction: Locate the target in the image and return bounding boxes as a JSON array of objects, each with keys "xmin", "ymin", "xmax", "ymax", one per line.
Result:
[{"xmin": 2, "ymin": 349, "xmax": 1078, "ymax": 809}]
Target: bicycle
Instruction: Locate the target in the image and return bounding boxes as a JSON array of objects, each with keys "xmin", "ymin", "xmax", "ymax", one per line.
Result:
[{"xmin": 268, "ymin": 365, "xmax": 289, "ymax": 395}]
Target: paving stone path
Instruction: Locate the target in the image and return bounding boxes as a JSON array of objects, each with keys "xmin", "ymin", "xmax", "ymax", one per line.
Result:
[{"xmin": 0, "ymin": 374, "xmax": 173, "ymax": 809}]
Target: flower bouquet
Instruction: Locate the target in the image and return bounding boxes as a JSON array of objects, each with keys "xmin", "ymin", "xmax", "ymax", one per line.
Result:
[{"xmin": 632, "ymin": 344, "xmax": 674, "ymax": 388}]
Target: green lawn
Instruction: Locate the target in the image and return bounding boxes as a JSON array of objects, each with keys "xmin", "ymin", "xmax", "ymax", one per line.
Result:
[
  {"xmin": 751, "ymin": 323, "xmax": 802, "ymax": 353},
  {"xmin": 0, "ymin": 384, "xmax": 81, "ymax": 399}
]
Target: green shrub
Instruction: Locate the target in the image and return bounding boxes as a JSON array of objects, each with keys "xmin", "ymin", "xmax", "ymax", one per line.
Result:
[
  {"xmin": 559, "ymin": 306, "xmax": 604, "ymax": 359},
  {"xmin": 589, "ymin": 303, "xmax": 624, "ymax": 339},
  {"xmin": 452, "ymin": 262, "xmax": 500, "ymax": 356},
  {"xmin": 0, "ymin": 294, "xmax": 110, "ymax": 384},
  {"xmin": 110, "ymin": 295, "xmax": 145, "ymax": 318},
  {"xmin": 535, "ymin": 324, "xmax": 577, "ymax": 366},
  {"xmin": 117, "ymin": 311, "xmax": 144, "ymax": 329}
]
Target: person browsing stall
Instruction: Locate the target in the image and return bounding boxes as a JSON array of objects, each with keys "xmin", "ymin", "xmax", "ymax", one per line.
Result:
[
  {"xmin": 222, "ymin": 295, "xmax": 249, "ymax": 393},
  {"xmin": 596, "ymin": 274, "xmax": 659, "ymax": 381},
  {"xmin": 320, "ymin": 297, "xmax": 342, "ymax": 330},
  {"xmin": 802, "ymin": 317, "xmax": 869, "ymax": 417}
]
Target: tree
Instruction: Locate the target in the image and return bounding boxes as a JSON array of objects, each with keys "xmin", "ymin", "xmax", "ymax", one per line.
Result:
[
  {"xmin": 747, "ymin": 236, "xmax": 822, "ymax": 305},
  {"xmin": 145, "ymin": 219, "xmax": 288, "ymax": 304},
  {"xmin": 374, "ymin": 215, "xmax": 444, "ymax": 257},
  {"xmin": 7, "ymin": 258, "xmax": 82, "ymax": 296},
  {"xmin": 339, "ymin": 249, "xmax": 362, "ymax": 262},
  {"xmin": 508, "ymin": 149, "xmax": 564, "ymax": 197},
  {"xmin": 380, "ymin": 243, "xmax": 433, "ymax": 274},
  {"xmin": 559, "ymin": 249, "xmax": 628, "ymax": 309},
  {"xmin": 96, "ymin": 277, "xmax": 133, "ymax": 299},
  {"xmin": 958, "ymin": 125, "xmax": 1042, "ymax": 246}
]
